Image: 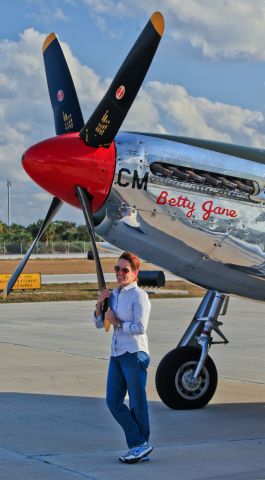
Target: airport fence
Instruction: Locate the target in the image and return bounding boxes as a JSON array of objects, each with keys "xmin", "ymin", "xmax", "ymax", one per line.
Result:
[{"xmin": 0, "ymin": 241, "xmax": 93, "ymax": 255}]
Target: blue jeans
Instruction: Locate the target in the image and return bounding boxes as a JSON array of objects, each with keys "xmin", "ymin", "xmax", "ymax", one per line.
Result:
[{"xmin": 106, "ymin": 351, "xmax": 150, "ymax": 448}]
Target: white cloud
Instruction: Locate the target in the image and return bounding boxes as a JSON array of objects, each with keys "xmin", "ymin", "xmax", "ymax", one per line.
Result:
[
  {"xmin": 83, "ymin": 0, "xmax": 265, "ymax": 60},
  {"xmin": 54, "ymin": 7, "xmax": 70, "ymax": 22},
  {"xmin": 26, "ymin": 4, "xmax": 70, "ymax": 25},
  {"xmin": 122, "ymin": 89, "xmax": 166, "ymax": 133},
  {"xmin": 144, "ymin": 80, "xmax": 265, "ymax": 145},
  {"xmin": 1, "ymin": 27, "xmax": 265, "ymax": 225},
  {"xmin": 83, "ymin": 0, "xmax": 129, "ymax": 16}
]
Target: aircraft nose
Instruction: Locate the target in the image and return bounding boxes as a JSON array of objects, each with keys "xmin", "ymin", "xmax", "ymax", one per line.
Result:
[{"xmin": 22, "ymin": 133, "xmax": 116, "ymax": 211}]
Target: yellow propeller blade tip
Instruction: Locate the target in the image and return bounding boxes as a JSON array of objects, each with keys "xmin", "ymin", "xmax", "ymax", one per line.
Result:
[
  {"xmin": 104, "ymin": 319, "xmax": 111, "ymax": 332},
  {"xmin": 42, "ymin": 33, "xmax": 57, "ymax": 53},
  {"xmin": 151, "ymin": 12, "xmax": 165, "ymax": 37}
]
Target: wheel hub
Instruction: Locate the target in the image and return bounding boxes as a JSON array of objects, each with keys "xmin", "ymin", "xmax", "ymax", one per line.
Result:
[
  {"xmin": 182, "ymin": 369, "xmax": 201, "ymax": 391},
  {"xmin": 175, "ymin": 361, "xmax": 210, "ymax": 400}
]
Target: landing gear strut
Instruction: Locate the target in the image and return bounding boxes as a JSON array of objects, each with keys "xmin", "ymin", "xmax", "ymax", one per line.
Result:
[{"xmin": 155, "ymin": 290, "xmax": 229, "ymax": 409}]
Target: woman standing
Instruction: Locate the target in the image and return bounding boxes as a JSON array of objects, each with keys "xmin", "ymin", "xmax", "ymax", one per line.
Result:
[{"xmin": 94, "ymin": 251, "xmax": 152, "ymax": 464}]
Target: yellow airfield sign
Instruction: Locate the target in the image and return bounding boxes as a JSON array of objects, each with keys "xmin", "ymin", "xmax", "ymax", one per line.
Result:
[{"xmin": 0, "ymin": 273, "xmax": 41, "ymax": 291}]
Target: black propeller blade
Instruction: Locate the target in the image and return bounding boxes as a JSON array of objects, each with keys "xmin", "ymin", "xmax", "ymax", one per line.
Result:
[
  {"xmin": 76, "ymin": 186, "xmax": 110, "ymax": 331},
  {"xmin": 42, "ymin": 33, "xmax": 84, "ymax": 135},
  {"xmin": 3, "ymin": 197, "xmax": 63, "ymax": 299},
  {"xmin": 80, "ymin": 11, "xmax": 164, "ymax": 148}
]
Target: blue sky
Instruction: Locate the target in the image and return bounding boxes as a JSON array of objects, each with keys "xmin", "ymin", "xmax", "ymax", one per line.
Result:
[{"xmin": 2, "ymin": 0, "xmax": 265, "ymax": 225}]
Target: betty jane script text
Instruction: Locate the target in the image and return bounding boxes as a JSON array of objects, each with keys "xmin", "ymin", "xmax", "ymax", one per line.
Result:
[{"xmin": 156, "ymin": 191, "xmax": 238, "ymax": 220}]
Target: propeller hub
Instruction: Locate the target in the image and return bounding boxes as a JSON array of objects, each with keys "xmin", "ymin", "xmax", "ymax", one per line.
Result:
[{"xmin": 22, "ymin": 133, "xmax": 116, "ymax": 212}]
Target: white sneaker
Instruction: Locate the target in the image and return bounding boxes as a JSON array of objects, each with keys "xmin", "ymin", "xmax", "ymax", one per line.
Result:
[{"xmin": 119, "ymin": 442, "xmax": 153, "ymax": 464}]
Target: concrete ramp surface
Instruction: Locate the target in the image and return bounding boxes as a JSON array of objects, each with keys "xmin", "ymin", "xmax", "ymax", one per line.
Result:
[{"xmin": 0, "ymin": 298, "xmax": 264, "ymax": 479}]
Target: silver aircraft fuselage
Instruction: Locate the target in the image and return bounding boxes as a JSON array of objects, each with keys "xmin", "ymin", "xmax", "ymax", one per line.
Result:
[{"xmin": 96, "ymin": 131, "xmax": 265, "ymax": 301}]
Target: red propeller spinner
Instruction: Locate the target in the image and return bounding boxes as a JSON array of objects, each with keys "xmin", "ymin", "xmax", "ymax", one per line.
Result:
[{"xmin": 22, "ymin": 133, "xmax": 116, "ymax": 212}]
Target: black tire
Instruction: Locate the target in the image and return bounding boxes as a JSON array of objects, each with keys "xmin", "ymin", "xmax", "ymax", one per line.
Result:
[
  {"xmin": 155, "ymin": 346, "xmax": 218, "ymax": 410},
  {"xmin": 87, "ymin": 249, "xmax": 94, "ymax": 260}
]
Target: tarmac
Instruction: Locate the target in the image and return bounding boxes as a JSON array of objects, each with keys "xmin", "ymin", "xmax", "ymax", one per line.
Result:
[
  {"xmin": 41, "ymin": 272, "xmax": 182, "ymax": 284},
  {"xmin": 0, "ymin": 297, "xmax": 264, "ymax": 479}
]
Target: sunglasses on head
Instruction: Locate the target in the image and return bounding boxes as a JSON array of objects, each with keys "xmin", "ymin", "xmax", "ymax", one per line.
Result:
[{"xmin": 114, "ymin": 265, "xmax": 130, "ymax": 274}]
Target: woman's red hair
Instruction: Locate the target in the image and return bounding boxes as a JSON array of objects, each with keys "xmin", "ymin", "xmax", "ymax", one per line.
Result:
[{"xmin": 119, "ymin": 251, "xmax": 140, "ymax": 271}]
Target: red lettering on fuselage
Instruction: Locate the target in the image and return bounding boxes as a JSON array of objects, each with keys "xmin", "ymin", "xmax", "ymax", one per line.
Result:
[
  {"xmin": 156, "ymin": 191, "xmax": 238, "ymax": 221},
  {"xmin": 156, "ymin": 191, "xmax": 196, "ymax": 218},
  {"xmin": 201, "ymin": 200, "xmax": 237, "ymax": 220}
]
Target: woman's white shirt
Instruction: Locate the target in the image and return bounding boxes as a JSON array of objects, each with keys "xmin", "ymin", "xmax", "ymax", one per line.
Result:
[{"xmin": 93, "ymin": 282, "xmax": 151, "ymax": 357}]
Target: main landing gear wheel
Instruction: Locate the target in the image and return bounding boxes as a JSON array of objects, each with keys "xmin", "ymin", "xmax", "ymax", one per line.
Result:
[{"xmin": 155, "ymin": 346, "xmax": 218, "ymax": 410}]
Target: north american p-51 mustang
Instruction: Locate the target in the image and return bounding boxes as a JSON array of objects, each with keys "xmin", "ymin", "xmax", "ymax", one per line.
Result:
[{"xmin": 5, "ymin": 12, "xmax": 265, "ymax": 410}]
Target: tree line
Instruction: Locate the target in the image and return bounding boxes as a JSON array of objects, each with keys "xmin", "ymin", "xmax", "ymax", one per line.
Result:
[{"xmin": 0, "ymin": 220, "xmax": 95, "ymax": 243}]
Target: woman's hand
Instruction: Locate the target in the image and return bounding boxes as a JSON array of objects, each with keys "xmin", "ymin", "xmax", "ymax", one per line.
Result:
[
  {"xmin": 105, "ymin": 309, "xmax": 120, "ymax": 327},
  {"xmin": 95, "ymin": 288, "xmax": 109, "ymax": 317},
  {"xmin": 96, "ymin": 288, "xmax": 109, "ymax": 308}
]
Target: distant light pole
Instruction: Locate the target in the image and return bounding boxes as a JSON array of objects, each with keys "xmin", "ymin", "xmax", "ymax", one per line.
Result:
[{"xmin": 7, "ymin": 180, "xmax": 12, "ymax": 227}]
